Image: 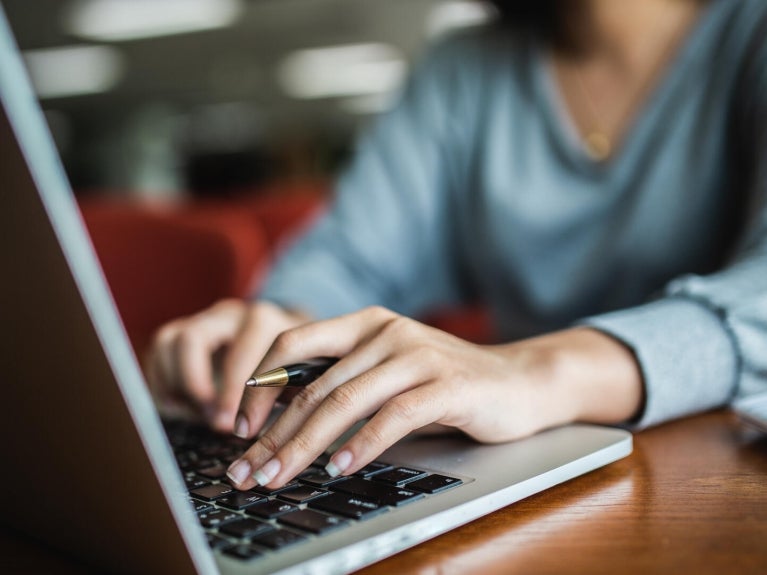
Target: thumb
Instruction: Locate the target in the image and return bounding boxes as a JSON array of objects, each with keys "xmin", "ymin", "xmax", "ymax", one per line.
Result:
[{"xmin": 212, "ymin": 308, "xmax": 281, "ymax": 433}]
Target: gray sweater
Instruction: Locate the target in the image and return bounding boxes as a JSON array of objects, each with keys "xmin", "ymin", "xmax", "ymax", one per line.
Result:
[{"xmin": 260, "ymin": 0, "xmax": 767, "ymax": 429}]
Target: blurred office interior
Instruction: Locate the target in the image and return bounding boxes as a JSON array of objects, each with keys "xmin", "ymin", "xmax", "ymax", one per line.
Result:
[
  {"xmin": 5, "ymin": 0, "xmax": 496, "ymax": 200},
  {"xmin": 3, "ymin": 0, "xmax": 499, "ymax": 347}
]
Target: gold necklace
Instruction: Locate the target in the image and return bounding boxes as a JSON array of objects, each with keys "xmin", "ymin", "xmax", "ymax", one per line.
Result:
[{"xmin": 572, "ymin": 10, "xmax": 694, "ymax": 162}]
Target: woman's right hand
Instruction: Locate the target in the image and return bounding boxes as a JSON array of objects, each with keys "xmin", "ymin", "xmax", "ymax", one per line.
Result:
[{"xmin": 145, "ymin": 298, "xmax": 309, "ymax": 433}]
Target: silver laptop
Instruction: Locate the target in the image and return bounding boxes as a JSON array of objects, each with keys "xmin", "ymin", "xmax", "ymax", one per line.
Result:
[{"xmin": 0, "ymin": 8, "xmax": 631, "ymax": 574}]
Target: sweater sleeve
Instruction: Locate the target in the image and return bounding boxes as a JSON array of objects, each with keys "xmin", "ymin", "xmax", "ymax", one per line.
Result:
[
  {"xmin": 257, "ymin": 37, "xmax": 473, "ymax": 319},
  {"xmin": 582, "ymin": 27, "xmax": 767, "ymax": 429}
]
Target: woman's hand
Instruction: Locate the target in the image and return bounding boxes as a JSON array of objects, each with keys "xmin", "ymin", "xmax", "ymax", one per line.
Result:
[
  {"xmin": 146, "ymin": 299, "xmax": 309, "ymax": 433},
  {"xmin": 225, "ymin": 306, "xmax": 643, "ymax": 489}
]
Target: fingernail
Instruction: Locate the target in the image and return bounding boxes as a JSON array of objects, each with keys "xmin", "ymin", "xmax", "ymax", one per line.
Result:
[
  {"xmin": 226, "ymin": 459, "xmax": 252, "ymax": 486},
  {"xmin": 233, "ymin": 415, "xmax": 249, "ymax": 439},
  {"xmin": 253, "ymin": 458, "xmax": 281, "ymax": 486},
  {"xmin": 325, "ymin": 450, "xmax": 352, "ymax": 478}
]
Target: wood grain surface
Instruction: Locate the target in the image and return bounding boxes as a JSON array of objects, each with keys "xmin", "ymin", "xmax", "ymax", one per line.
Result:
[{"xmin": 357, "ymin": 410, "xmax": 767, "ymax": 575}]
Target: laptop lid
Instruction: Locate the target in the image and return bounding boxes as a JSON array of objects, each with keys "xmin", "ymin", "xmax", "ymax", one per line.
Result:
[
  {"xmin": 0, "ymin": 6, "xmax": 632, "ymax": 574},
  {"xmin": 0, "ymin": 7, "xmax": 217, "ymax": 574}
]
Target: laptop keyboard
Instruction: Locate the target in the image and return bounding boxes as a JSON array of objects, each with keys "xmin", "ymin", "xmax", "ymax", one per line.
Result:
[{"xmin": 165, "ymin": 420, "xmax": 463, "ymax": 562}]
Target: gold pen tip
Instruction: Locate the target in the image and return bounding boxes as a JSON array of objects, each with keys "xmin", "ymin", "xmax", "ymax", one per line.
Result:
[{"xmin": 244, "ymin": 367, "xmax": 289, "ymax": 387}]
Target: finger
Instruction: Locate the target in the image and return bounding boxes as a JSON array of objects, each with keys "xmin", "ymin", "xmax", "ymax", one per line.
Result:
[
  {"xmin": 234, "ymin": 306, "xmax": 396, "ymax": 436},
  {"xmin": 173, "ymin": 304, "xmax": 245, "ymax": 415},
  {"xmin": 326, "ymin": 382, "xmax": 447, "ymax": 477},
  {"xmin": 212, "ymin": 310, "xmax": 279, "ymax": 433},
  {"xmin": 145, "ymin": 320, "xmax": 185, "ymax": 406},
  {"xmin": 255, "ymin": 306, "xmax": 397, "ymax": 373},
  {"xmin": 219, "ymin": 302, "xmax": 317, "ymax": 436},
  {"xmin": 228, "ymin": 355, "xmax": 431, "ymax": 489}
]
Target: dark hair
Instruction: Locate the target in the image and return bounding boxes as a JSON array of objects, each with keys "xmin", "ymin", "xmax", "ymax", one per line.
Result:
[
  {"xmin": 488, "ymin": 0, "xmax": 710, "ymax": 53},
  {"xmin": 488, "ymin": 0, "xmax": 575, "ymax": 51}
]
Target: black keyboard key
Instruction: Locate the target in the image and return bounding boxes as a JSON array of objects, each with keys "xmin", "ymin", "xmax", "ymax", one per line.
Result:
[
  {"xmin": 250, "ymin": 528, "xmax": 306, "ymax": 550},
  {"xmin": 177, "ymin": 456, "xmax": 198, "ymax": 472},
  {"xmin": 218, "ymin": 518, "xmax": 274, "ymax": 539},
  {"xmin": 206, "ymin": 533, "xmax": 232, "ymax": 550},
  {"xmin": 309, "ymin": 492, "xmax": 386, "ymax": 520},
  {"xmin": 407, "ymin": 474, "xmax": 462, "ymax": 494},
  {"xmin": 188, "ymin": 497, "xmax": 214, "ymax": 513},
  {"xmin": 184, "ymin": 476, "xmax": 211, "ymax": 491},
  {"xmin": 222, "ymin": 544, "xmax": 263, "ymax": 561},
  {"xmin": 277, "ymin": 485, "xmax": 330, "ymax": 504},
  {"xmin": 354, "ymin": 461, "xmax": 393, "ymax": 478},
  {"xmin": 198, "ymin": 443, "xmax": 235, "ymax": 459},
  {"xmin": 312, "ymin": 453, "xmax": 331, "ymax": 467},
  {"xmin": 297, "ymin": 465, "xmax": 323, "ymax": 479},
  {"xmin": 251, "ymin": 479, "xmax": 299, "ymax": 496},
  {"xmin": 197, "ymin": 508, "xmax": 240, "ymax": 528},
  {"xmin": 278, "ymin": 509, "xmax": 349, "ymax": 534},
  {"xmin": 216, "ymin": 492, "xmax": 266, "ymax": 511},
  {"xmin": 299, "ymin": 469, "xmax": 348, "ymax": 487},
  {"xmin": 372, "ymin": 467, "xmax": 427, "ymax": 486},
  {"xmin": 194, "ymin": 458, "xmax": 218, "ymax": 471},
  {"xmin": 197, "ymin": 464, "xmax": 228, "ymax": 480},
  {"xmin": 190, "ymin": 483, "xmax": 234, "ymax": 501},
  {"xmin": 245, "ymin": 500, "xmax": 298, "ymax": 519},
  {"xmin": 332, "ymin": 477, "xmax": 423, "ymax": 507}
]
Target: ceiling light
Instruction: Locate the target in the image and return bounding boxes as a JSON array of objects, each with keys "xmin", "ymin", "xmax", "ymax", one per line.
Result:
[
  {"xmin": 278, "ymin": 43, "xmax": 406, "ymax": 100},
  {"xmin": 64, "ymin": 0, "xmax": 244, "ymax": 42},
  {"xmin": 426, "ymin": 1, "xmax": 497, "ymax": 38},
  {"xmin": 22, "ymin": 45, "xmax": 123, "ymax": 99}
]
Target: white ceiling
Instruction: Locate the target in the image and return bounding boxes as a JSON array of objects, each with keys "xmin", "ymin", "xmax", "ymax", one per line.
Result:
[
  {"xmin": 2, "ymin": 0, "xmax": 492, "ymax": 192},
  {"xmin": 5, "ymin": 0, "xmax": 447, "ymax": 121}
]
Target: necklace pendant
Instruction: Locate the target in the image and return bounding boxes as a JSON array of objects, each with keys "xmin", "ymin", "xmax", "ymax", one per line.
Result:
[{"xmin": 584, "ymin": 131, "xmax": 612, "ymax": 161}]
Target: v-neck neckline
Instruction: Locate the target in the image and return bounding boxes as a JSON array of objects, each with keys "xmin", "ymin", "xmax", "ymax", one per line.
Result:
[{"xmin": 533, "ymin": 0, "xmax": 724, "ymax": 174}]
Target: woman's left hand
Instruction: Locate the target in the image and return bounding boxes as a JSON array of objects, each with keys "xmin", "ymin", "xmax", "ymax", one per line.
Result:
[{"xmin": 225, "ymin": 306, "xmax": 642, "ymax": 489}]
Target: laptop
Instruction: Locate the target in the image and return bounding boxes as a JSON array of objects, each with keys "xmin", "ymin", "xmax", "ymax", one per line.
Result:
[{"xmin": 0, "ymin": 8, "xmax": 632, "ymax": 574}]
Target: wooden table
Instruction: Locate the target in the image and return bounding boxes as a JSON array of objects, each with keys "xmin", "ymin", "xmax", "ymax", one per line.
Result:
[
  {"xmin": 2, "ymin": 410, "xmax": 765, "ymax": 574},
  {"xmin": 359, "ymin": 409, "xmax": 767, "ymax": 575}
]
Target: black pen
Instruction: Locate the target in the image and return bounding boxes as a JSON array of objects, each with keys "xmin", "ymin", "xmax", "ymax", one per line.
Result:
[{"xmin": 245, "ymin": 357, "xmax": 338, "ymax": 387}]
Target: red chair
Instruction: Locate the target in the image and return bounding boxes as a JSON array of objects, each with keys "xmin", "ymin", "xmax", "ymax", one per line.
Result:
[{"xmin": 79, "ymin": 199, "xmax": 269, "ymax": 356}]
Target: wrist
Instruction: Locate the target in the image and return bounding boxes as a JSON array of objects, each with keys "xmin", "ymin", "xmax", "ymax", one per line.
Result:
[
  {"xmin": 547, "ymin": 328, "xmax": 644, "ymax": 425},
  {"xmin": 497, "ymin": 327, "xmax": 644, "ymax": 429}
]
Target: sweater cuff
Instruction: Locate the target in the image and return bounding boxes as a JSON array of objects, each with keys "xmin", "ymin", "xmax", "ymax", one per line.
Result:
[{"xmin": 580, "ymin": 297, "xmax": 739, "ymax": 429}]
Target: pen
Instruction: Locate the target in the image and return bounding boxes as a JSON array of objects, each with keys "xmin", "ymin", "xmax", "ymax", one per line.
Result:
[{"xmin": 245, "ymin": 357, "xmax": 339, "ymax": 387}]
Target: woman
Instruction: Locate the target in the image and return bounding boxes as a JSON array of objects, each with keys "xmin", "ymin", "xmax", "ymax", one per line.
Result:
[{"xmin": 148, "ymin": 0, "xmax": 767, "ymax": 490}]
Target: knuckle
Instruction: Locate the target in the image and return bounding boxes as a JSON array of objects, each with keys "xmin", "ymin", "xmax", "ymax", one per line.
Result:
[
  {"xmin": 212, "ymin": 298, "xmax": 241, "ymax": 313},
  {"xmin": 292, "ymin": 385, "xmax": 325, "ymax": 414},
  {"xmin": 176, "ymin": 328, "xmax": 201, "ymax": 352},
  {"xmin": 381, "ymin": 315, "xmax": 413, "ymax": 339},
  {"xmin": 384, "ymin": 395, "xmax": 419, "ymax": 424},
  {"xmin": 325, "ymin": 384, "xmax": 360, "ymax": 415},
  {"xmin": 253, "ymin": 300, "xmax": 279, "ymax": 320},
  {"xmin": 414, "ymin": 344, "xmax": 442, "ymax": 366},
  {"xmin": 257, "ymin": 433, "xmax": 280, "ymax": 456},
  {"xmin": 360, "ymin": 421, "xmax": 388, "ymax": 447},
  {"xmin": 271, "ymin": 329, "xmax": 300, "ymax": 355},
  {"xmin": 153, "ymin": 321, "xmax": 180, "ymax": 347},
  {"xmin": 364, "ymin": 305, "xmax": 395, "ymax": 321},
  {"xmin": 246, "ymin": 301, "xmax": 268, "ymax": 322},
  {"xmin": 287, "ymin": 430, "xmax": 314, "ymax": 456}
]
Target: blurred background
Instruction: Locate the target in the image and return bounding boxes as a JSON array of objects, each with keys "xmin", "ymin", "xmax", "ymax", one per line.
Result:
[{"xmin": 5, "ymin": 0, "xmax": 496, "ymax": 200}]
